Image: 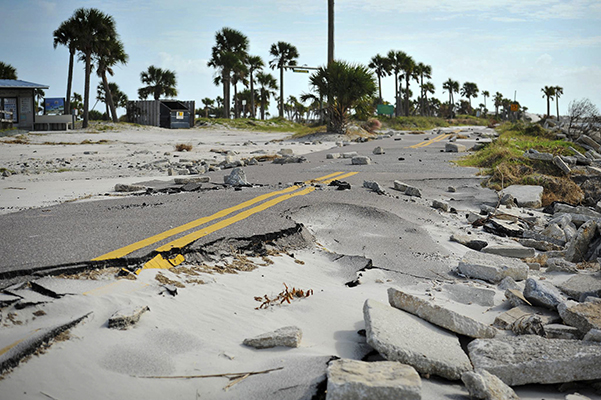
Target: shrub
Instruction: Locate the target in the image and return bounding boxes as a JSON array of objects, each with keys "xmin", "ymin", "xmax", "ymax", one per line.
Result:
[
  {"xmin": 175, "ymin": 143, "xmax": 193, "ymax": 152},
  {"xmin": 363, "ymin": 118, "xmax": 382, "ymax": 133}
]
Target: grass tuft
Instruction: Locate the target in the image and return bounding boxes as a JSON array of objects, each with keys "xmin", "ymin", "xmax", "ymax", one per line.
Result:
[{"xmin": 175, "ymin": 143, "xmax": 193, "ymax": 152}]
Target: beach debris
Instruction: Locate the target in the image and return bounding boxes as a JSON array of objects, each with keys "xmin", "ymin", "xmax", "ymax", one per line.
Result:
[
  {"xmin": 461, "ymin": 369, "xmax": 519, "ymax": 400},
  {"xmin": 523, "ymin": 278, "xmax": 566, "ymax": 310},
  {"xmin": 393, "ymin": 180, "xmax": 408, "ymax": 192},
  {"xmin": 558, "ymin": 273, "xmax": 601, "ymax": 301},
  {"xmin": 468, "ymin": 335, "xmax": 601, "ymax": 385},
  {"xmin": 108, "ymin": 306, "xmax": 150, "ymax": 330},
  {"xmin": 501, "ymin": 185, "xmax": 544, "ymax": 208},
  {"xmin": 481, "ymin": 244, "xmax": 535, "ymax": 259},
  {"xmin": 493, "ymin": 305, "xmax": 559, "ymax": 330},
  {"xmin": 388, "ymin": 288, "xmax": 497, "ymax": 338},
  {"xmin": 254, "ymin": 283, "xmax": 313, "ymax": 310},
  {"xmin": 372, "ymin": 146, "xmax": 385, "ymax": 155},
  {"xmin": 273, "ymin": 155, "xmax": 307, "ymax": 164},
  {"xmin": 326, "ymin": 359, "xmax": 421, "ymax": 400},
  {"xmin": 510, "ymin": 314, "xmax": 545, "ymax": 336},
  {"xmin": 328, "ymin": 180, "xmax": 351, "ymax": 190},
  {"xmin": 442, "ymin": 283, "xmax": 496, "ymax": 307},
  {"xmin": 504, "ymin": 288, "xmax": 531, "ymax": 307},
  {"xmin": 565, "ymin": 220, "xmax": 597, "ymax": 263},
  {"xmin": 558, "ymin": 298, "xmax": 601, "ymax": 334},
  {"xmin": 326, "ymin": 152, "xmax": 341, "ymax": 159},
  {"xmin": 445, "ymin": 143, "xmax": 467, "ymax": 152},
  {"xmin": 404, "ymin": 186, "xmax": 422, "ymax": 198},
  {"xmin": 450, "ymin": 233, "xmax": 488, "ymax": 251},
  {"xmin": 223, "ymin": 167, "xmax": 250, "ymax": 186},
  {"xmin": 114, "ymin": 183, "xmax": 146, "ymax": 192},
  {"xmin": 431, "ymin": 199, "xmax": 449, "ymax": 212},
  {"xmin": 243, "ymin": 326, "xmax": 302, "ymax": 349},
  {"xmin": 363, "ymin": 299, "xmax": 472, "ymax": 380},
  {"xmin": 351, "ymin": 155, "xmax": 371, "ymax": 165},
  {"xmin": 457, "ymin": 251, "xmax": 529, "ymax": 283},
  {"xmin": 544, "ymin": 323, "xmax": 581, "ymax": 340},
  {"xmin": 363, "ymin": 180, "xmax": 386, "ymax": 195}
]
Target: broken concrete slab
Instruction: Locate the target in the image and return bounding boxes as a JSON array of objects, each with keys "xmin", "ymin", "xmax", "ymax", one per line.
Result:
[
  {"xmin": 372, "ymin": 146, "xmax": 385, "ymax": 155},
  {"xmin": 544, "ymin": 324, "xmax": 582, "ymax": 340},
  {"xmin": 445, "ymin": 143, "xmax": 467, "ymax": 152},
  {"xmin": 351, "ymin": 156, "xmax": 371, "ymax": 165},
  {"xmin": 450, "ymin": 234, "xmax": 488, "ymax": 251},
  {"xmin": 461, "ymin": 369, "xmax": 520, "ymax": 400},
  {"xmin": 442, "ymin": 283, "xmax": 496, "ymax": 307},
  {"xmin": 583, "ymin": 328, "xmax": 601, "ymax": 342},
  {"xmin": 0, "ymin": 312, "xmax": 92, "ymax": 374},
  {"xmin": 458, "ymin": 251, "xmax": 529, "ymax": 283},
  {"xmin": 558, "ymin": 273, "xmax": 601, "ymax": 300},
  {"xmin": 364, "ymin": 299, "xmax": 472, "ymax": 380},
  {"xmin": 565, "ymin": 220, "xmax": 598, "ymax": 263},
  {"xmin": 326, "ymin": 153, "xmax": 341, "ymax": 159},
  {"xmin": 108, "ymin": 306, "xmax": 150, "ymax": 330},
  {"xmin": 493, "ymin": 305, "xmax": 560, "ymax": 330},
  {"xmin": 504, "ymin": 289, "xmax": 531, "ymax": 307},
  {"xmin": 363, "ymin": 180, "xmax": 386, "ymax": 194},
  {"xmin": 518, "ymin": 238, "xmax": 563, "ymax": 252},
  {"xmin": 546, "ymin": 258, "xmax": 579, "ymax": 273},
  {"xmin": 498, "ymin": 277, "xmax": 520, "ymax": 291},
  {"xmin": 481, "ymin": 244, "xmax": 536, "ymax": 259},
  {"xmin": 501, "ymin": 185, "xmax": 544, "ymax": 209},
  {"xmin": 524, "ymin": 278, "xmax": 566, "ymax": 309},
  {"xmin": 342, "ymin": 152, "xmax": 359, "ymax": 158},
  {"xmin": 554, "ymin": 155, "xmax": 572, "ymax": 174},
  {"xmin": 326, "ymin": 359, "xmax": 421, "ymax": 400},
  {"xmin": 558, "ymin": 299, "xmax": 601, "ymax": 334},
  {"xmin": 393, "ymin": 181, "xmax": 408, "ymax": 192},
  {"xmin": 404, "ymin": 186, "xmax": 422, "ymax": 198},
  {"xmin": 554, "ymin": 203, "xmax": 601, "ymax": 219},
  {"xmin": 114, "ymin": 183, "xmax": 146, "ymax": 192},
  {"xmin": 432, "ymin": 200, "xmax": 449, "ymax": 212},
  {"xmin": 468, "ymin": 335, "xmax": 601, "ymax": 385},
  {"xmin": 174, "ymin": 176, "xmax": 210, "ymax": 184},
  {"xmin": 223, "ymin": 167, "xmax": 250, "ymax": 186},
  {"xmin": 243, "ymin": 326, "xmax": 302, "ymax": 349},
  {"xmin": 388, "ymin": 288, "xmax": 497, "ymax": 338}
]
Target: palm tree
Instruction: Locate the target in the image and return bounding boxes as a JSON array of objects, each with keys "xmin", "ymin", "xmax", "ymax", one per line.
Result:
[
  {"xmin": 368, "ymin": 54, "xmax": 391, "ymax": 103},
  {"xmin": 97, "ymin": 82, "xmax": 127, "ymax": 120},
  {"xmin": 246, "ymin": 55, "xmax": 264, "ymax": 119},
  {"xmin": 482, "ymin": 90, "xmax": 490, "ymax": 112},
  {"xmin": 231, "ymin": 60, "xmax": 248, "ymax": 119},
  {"xmin": 201, "ymin": 97, "xmax": 213, "ymax": 118},
  {"xmin": 94, "ymin": 38, "xmax": 128, "ymax": 122},
  {"xmin": 0, "ymin": 61, "xmax": 17, "ymax": 79},
  {"xmin": 71, "ymin": 92, "xmax": 83, "ymax": 119},
  {"xmin": 541, "ymin": 86, "xmax": 556, "ymax": 117},
  {"xmin": 269, "ymin": 41, "xmax": 299, "ymax": 118},
  {"xmin": 53, "ymin": 16, "xmax": 79, "ymax": 114},
  {"xmin": 208, "ymin": 28, "xmax": 249, "ymax": 119},
  {"xmin": 138, "ymin": 66, "xmax": 178, "ymax": 100},
  {"xmin": 414, "ymin": 62, "xmax": 432, "ymax": 116},
  {"xmin": 70, "ymin": 8, "xmax": 118, "ymax": 128},
  {"xmin": 554, "ymin": 86, "xmax": 563, "ymax": 120},
  {"xmin": 400, "ymin": 55, "xmax": 416, "ymax": 116},
  {"xmin": 387, "ymin": 50, "xmax": 409, "ymax": 117},
  {"xmin": 460, "ymin": 82, "xmax": 479, "ymax": 114},
  {"xmin": 422, "ymin": 82, "xmax": 435, "ymax": 116},
  {"xmin": 256, "ymin": 71, "xmax": 278, "ymax": 120},
  {"xmin": 308, "ymin": 61, "xmax": 376, "ymax": 133},
  {"xmin": 493, "ymin": 92, "xmax": 503, "ymax": 117},
  {"xmin": 442, "ymin": 78, "xmax": 459, "ymax": 118}
]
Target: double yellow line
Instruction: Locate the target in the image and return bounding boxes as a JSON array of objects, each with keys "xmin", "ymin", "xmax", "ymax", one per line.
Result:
[
  {"xmin": 92, "ymin": 171, "xmax": 358, "ymax": 265},
  {"xmin": 408, "ymin": 133, "xmax": 453, "ymax": 148}
]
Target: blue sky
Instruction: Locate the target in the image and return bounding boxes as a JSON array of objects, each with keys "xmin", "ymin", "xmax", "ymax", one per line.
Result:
[{"xmin": 2, "ymin": 0, "xmax": 601, "ymax": 116}]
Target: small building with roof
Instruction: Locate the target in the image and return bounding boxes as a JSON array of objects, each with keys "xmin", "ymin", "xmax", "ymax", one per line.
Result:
[{"xmin": 0, "ymin": 79, "xmax": 49, "ymax": 130}]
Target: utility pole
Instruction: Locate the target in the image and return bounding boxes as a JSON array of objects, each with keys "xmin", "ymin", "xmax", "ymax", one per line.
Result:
[{"xmin": 328, "ymin": 0, "xmax": 334, "ymax": 66}]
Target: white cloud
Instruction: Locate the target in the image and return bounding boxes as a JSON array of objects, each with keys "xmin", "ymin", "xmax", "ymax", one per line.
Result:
[
  {"xmin": 158, "ymin": 53, "xmax": 211, "ymax": 76},
  {"xmin": 536, "ymin": 54, "xmax": 554, "ymax": 65}
]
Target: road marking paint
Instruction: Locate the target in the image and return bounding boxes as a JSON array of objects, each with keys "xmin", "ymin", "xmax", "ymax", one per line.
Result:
[
  {"xmin": 322, "ymin": 171, "xmax": 359, "ymax": 184},
  {"xmin": 408, "ymin": 133, "xmax": 452, "ymax": 148},
  {"xmin": 92, "ymin": 172, "xmax": 343, "ymax": 261},
  {"xmin": 138, "ymin": 253, "xmax": 185, "ymax": 274},
  {"xmin": 155, "ymin": 186, "xmax": 316, "ymax": 252},
  {"xmin": 0, "ymin": 336, "xmax": 30, "ymax": 357}
]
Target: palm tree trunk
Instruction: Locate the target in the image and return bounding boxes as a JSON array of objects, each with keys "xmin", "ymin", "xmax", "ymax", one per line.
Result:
[
  {"xmin": 404, "ymin": 77, "xmax": 410, "ymax": 117},
  {"xmin": 102, "ymin": 72, "xmax": 119, "ymax": 122},
  {"xmin": 65, "ymin": 49, "xmax": 74, "ymax": 115},
  {"xmin": 261, "ymin": 89, "xmax": 266, "ymax": 120},
  {"xmin": 223, "ymin": 71, "xmax": 230, "ymax": 119},
  {"xmin": 250, "ymin": 73, "xmax": 255, "ymax": 119},
  {"xmin": 546, "ymin": 96, "xmax": 550, "ymax": 117},
  {"xmin": 83, "ymin": 52, "xmax": 91, "ymax": 129},
  {"xmin": 377, "ymin": 75, "xmax": 382, "ymax": 102},
  {"xmin": 394, "ymin": 74, "xmax": 399, "ymax": 117},
  {"xmin": 556, "ymin": 97, "xmax": 560, "ymax": 120},
  {"xmin": 233, "ymin": 83, "xmax": 238, "ymax": 119},
  {"xmin": 279, "ymin": 67, "xmax": 284, "ymax": 118}
]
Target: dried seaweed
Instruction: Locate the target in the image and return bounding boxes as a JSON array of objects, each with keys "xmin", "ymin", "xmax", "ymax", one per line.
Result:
[{"xmin": 254, "ymin": 283, "xmax": 313, "ymax": 310}]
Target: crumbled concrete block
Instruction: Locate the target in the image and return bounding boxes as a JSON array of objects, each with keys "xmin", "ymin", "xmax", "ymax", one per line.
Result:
[
  {"xmin": 461, "ymin": 369, "xmax": 519, "ymax": 400},
  {"xmin": 363, "ymin": 180, "xmax": 386, "ymax": 194},
  {"xmin": 351, "ymin": 156, "xmax": 371, "ymax": 165},
  {"xmin": 326, "ymin": 359, "xmax": 421, "ymax": 400},
  {"xmin": 583, "ymin": 328, "xmax": 601, "ymax": 342},
  {"xmin": 558, "ymin": 299, "xmax": 601, "ymax": 334},
  {"xmin": 364, "ymin": 299, "xmax": 472, "ymax": 380},
  {"xmin": 450, "ymin": 234, "xmax": 488, "ymax": 251},
  {"xmin": 481, "ymin": 244, "xmax": 535, "ymax": 259},
  {"xmin": 524, "ymin": 278, "xmax": 566, "ymax": 310},
  {"xmin": 108, "ymin": 306, "xmax": 150, "ymax": 330},
  {"xmin": 505, "ymin": 289, "xmax": 531, "ymax": 307},
  {"xmin": 445, "ymin": 143, "xmax": 467, "ymax": 152},
  {"xmin": 458, "ymin": 251, "xmax": 529, "ymax": 283},
  {"xmin": 404, "ymin": 186, "xmax": 422, "ymax": 198},
  {"xmin": 498, "ymin": 277, "xmax": 519, "ymax": 291},
  {"xmin": 326, "ymin": 153, "xmax": 341, "ymax": 159},
  {"xmin": 558, "ymin": 273, "xmax": 601, "ymax": 300},
  {"xmin": 565, "ymin": 220, "xmax": 598, "ymax": 263},
  {"xmin": 544, "ymin": 324, "xmax": 581, "ymax": 340},
  {"xmin": 393, "ymin": 181, "xmax": 408, "ymax": 192},
  {"xmin": 372, "ymin": 146, "xmax": 385, "ymax": 155},
  {"xmin": 114, "ymin": 183, "xmax": 146, "ymax": 192},
  {"xmin": 342, "ymin": 152, "xmax": 359, "ymax": 158},
  {"xmin": 432, "ymin": 200, "xmax": 449, "ymax": 212},
  {"xmin": 443, "ymin": 283, "xmax": 496, "ymax": 307},
  {"xmin": 493, "ymin": 305, "xmax": 559, "ymax": 330},
  {"xmin": 224, "ymin": 167, "xmax": 250, "ymax": 186},
  {"xmin": 468, "ymin": 335, "xmax": 601, "ymax": 385},
  {"xmin": 243, "ymin": 326, "xmax": 302, "ymax": 349},
  {"xmin": 501, "ymin": 185, "xmax": 544, "ymax": 208},
  {"xmin": 554, "ymin": 155, "xmax": 572, "ymax": 174},
  {"xmin": 388, "ymin": 288, "xmax": 497, "ymax": 338}
]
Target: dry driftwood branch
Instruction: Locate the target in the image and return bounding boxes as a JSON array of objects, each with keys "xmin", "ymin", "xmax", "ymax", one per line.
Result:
[{"xmin": 137, "ymin": 366, "xmax": 283, "ymax": 380}]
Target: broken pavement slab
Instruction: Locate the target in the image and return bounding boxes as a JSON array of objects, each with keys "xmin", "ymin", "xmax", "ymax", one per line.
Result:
[
  {"xmin": 558, "ymin": 299, "xmax": 601, "ymax": 334},
  {"xmin": 468, "ymin": 335, "xmax": 601, "ymax": 386},
  {"xmin": 0, "ymin": 312, "xmax": 92, "ymax": 374},
  {"xmin": 558, "ymin": 273, "xmax": 601, "ymax": 300},
  {"xmin": 493, "ymin": 304, "xmax": 560, "ymax": 330},
  {"xmin": 480, "ymin": 244, "xmax": 536, "ymax": 259},
  {"xmin": 243, "ymin": 326, "xmax": 302, "ymax": 349},
  {"xmin": 501, "ymin": 185, "xmax": 544, "ymax": 209},
  {"xmin": 388, "ymin": 287, "xmax": 497, "ymax": 338},
  {"xmin": 442, "ymin": 283, "xmax": 496, "ymax": 307},
  {"xmin": 326, "ymin": 359, "xmax": 421, "ymax": 400},
  {"xmin": 461, "ymin": 369, "xmax": 519, "ymax": 400},
  {"xmin": 108, "ymin": 306, "xmax": 150, "ymax": 330},
  {"xmin": 363, "ymin": 299, "xmax": 472, "ymax": 380},
  {"xmin": 457, "ymin": 250, "xmax": 529, "ymax": 283},
  {"xmin": 523, "ymin": 278, "xmax": 566, "ymax": 310}
]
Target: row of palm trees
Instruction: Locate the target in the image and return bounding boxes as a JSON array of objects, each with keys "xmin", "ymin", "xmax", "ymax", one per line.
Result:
[{"xmin": 541, "ymin": 85, "xmax": 564, "ymax": 120}]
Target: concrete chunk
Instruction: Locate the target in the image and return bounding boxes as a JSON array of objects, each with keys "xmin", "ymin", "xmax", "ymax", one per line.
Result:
[
  {"xmin": 554, "ymin": 155, "xmax": 572, "ymax": 174},
  {"xmin": 223, "ymin": 167, "xmax": 250, "ymax": 186},
  {"xmin": 450, "ymin": 234, "xmax": 488, "ymax": 251},
  {"xmin": 326, "ymin": 153, "xmax": 341, "ymax": 159},
  {"xmin": 558, "ymin": 273, "xmax": 601, "ymax": 300},
  {"xmin": 351, "ymin": 156, "xmax": 371, "ymax": 165},
  {"xmin": 458, "ymin": 250, "xmax": 529, "ymax": 283},
  {"xmin": 114, "ymin": 183, "xmax": 146, "ymax": 192},
  {"xmin": 524, "ymin": 278, "xmax": 566, "ymax": 310},
  {"xmin": 326, "ymin": 359, "xmax": 421, "ymax": 400},
  {"xmin": 481, "ymin": 244, "xmax": 535, "ymax": 259},
  {"xmin": 445, "ymin": 143, "xmax": 467, "ymax": 152},
  {"xmin": 108, "ymin": 306, "xmax": 150, "ymax": 330},
  {"xmin": 468, "ymin": 335, "xmax": 601, "ymax": 385},
  {"xmin": 565, "ymin": 220, "xmax": 598, "ymax": 263},
  {"xmin": 443, "ymin": 283, "xmax": 496, "ymax": 307},
  {"xmin": 461, "ymin": 369, "xmax": 519, "ymax": 400},
  {"xmin": 432, "ymin": 200, "xmax": 449, "ymax": 212},
  {"xmin": 404, "ymin": 186, "xmax": 422, "ymax": 198},
  {"xmin": 388, "ymin": 288, "xmax": 497, "ymax": 338},
  {"xmin": 501, "ymin": 185, "xmax": 544, "ymax": 208},
  {"xmin": 372, "ymin": 146, "xmax": 385, "ymax": 155},
  {"xmin": 364, "ymin": 299, "xmax": 472, "ymax": 380},
  {"xmin": 544, "ymin": 324, "xmax": 581, "ymax": 340},
  {"xmin": 393, "ymin": 180, "xmax": 408, "ymax": 192},
  {"xmin": 243, "ymin": 326, "xmax": 302, "ymax": 349},
  {"xmin": 558, "ymin": 299, "xmax": 601, "ymax": 334},
  {"xmin": 493, "ymin": 305, "xmax": 560, "ymax": 330}
]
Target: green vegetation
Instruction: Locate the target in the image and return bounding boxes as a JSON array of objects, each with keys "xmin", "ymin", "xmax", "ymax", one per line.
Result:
[
  {"xmin": 456, "ymin": 121, "xmax": 585, "ymax": 205},
  {"xmin": 196, "ymin": 117, "xmax": 324, "ymax": 136},
  {"xmin": 379, "ymin": 114, "xmax": 489, "ymax": 131}
]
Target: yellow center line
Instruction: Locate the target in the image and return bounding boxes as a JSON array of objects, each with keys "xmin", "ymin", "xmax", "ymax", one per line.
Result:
[
  {"xmin": 322, "ymin": 171, "xmax": 359, "ymax": 184},
  {"xmin": 92, "ymin": 172, "xmax": 346, "ymax": 261},
  {"xmin": 408, "ymin": 133, "xmax": 452, "ymax": 148},
  {"xmin": 155, "ymin": 186, "xmax": 316, "ymax": 252}
]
